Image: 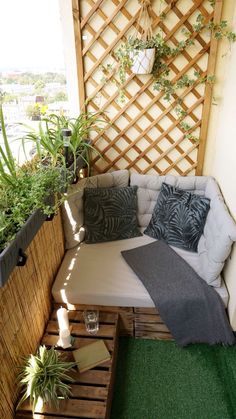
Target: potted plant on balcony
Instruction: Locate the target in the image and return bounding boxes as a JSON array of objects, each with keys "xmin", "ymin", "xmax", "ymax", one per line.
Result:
[
  {"xmin": 17, "ymin": 345, "xmax": 76, "ymax": 413},
  {"xmin": 0, "ymin": 104, "xmax": 70, "ymax": 287},
  {"xmin": 26, "ymin": 103, "xmax": 47, "ymax": 121},
  {"xmin": 116, "ymin": 33, "xmax": 172, "ymax": 84},
  {"xmin": 23, "ymin": 110, "xmax": 104, "ymax": 179},
  {"xmin": 115, "ymin": 5, "xmax": 236, "ymax": 104},
  {"xmin": 116, "ymin": 0, "xmax": 157, "ymax": 80},
  {"xmin": 0, "ymin": 103, "xmax": 105, "ymax": 286}
]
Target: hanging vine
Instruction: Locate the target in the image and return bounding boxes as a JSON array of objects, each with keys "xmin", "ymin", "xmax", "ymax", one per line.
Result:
[
  {"xmin": 97, "ymin": 0, "xmax": 236, "ymax": 142},
  {"xmin": 101, "ymin": 3, "xmax": 235, "ymax": 91}
]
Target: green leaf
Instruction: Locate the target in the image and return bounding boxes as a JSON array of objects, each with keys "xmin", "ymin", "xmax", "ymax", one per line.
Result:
[{"xmin": 17, "ymin": 346, "xmax": 76, "ymax": 412}]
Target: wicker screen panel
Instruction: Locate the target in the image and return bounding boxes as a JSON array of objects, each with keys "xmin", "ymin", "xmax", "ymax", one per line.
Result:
[{"xmin": 72, "ymin": 0, "xmax": 222, "ymax": 175}]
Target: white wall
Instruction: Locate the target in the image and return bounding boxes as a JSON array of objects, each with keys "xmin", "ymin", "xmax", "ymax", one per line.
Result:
[{"xmin": 203, "ymin": 1, "xmax": 236, "ymax": 328}]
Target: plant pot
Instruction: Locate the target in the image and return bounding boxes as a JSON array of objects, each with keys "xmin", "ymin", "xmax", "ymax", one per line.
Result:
[
  {"xmin": 67, "ymin": 153, "xmax": 87, "ymax": 173},
  {"xmin": 130, "ymin": 48, "xmax": 155, "ymax": 74},
  {"xmin": 0, "ymin": 209, "xmax": 46, "ymax": 287}
]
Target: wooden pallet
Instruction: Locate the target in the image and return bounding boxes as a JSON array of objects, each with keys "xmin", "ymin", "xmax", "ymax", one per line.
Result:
[
  {"xmin": 52, "ymin": 303, "xmax": 173, "ymax": 341},
  {"xmin": 134, "ymin": 307, "xmax": 173, "ymax": 340},
  {"xmin": 15, "ymin": 311, "xmax": 119, "ymax": 419},
  {"xmin": 53, "ymin": 302, "xmax": 134, "ymax": 337}
]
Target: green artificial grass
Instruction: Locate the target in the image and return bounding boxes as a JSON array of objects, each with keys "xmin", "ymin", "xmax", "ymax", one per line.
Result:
[{"xmin": 111, "ymin": 338, "xmax": 236, "ymax": 419}]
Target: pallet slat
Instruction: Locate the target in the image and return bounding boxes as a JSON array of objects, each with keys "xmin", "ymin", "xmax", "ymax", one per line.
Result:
[
  {"xmin": 135, "ymin": 322, "xmax": 170, "ymax": 333},
  {"xmin": 134, "ymin": 313, "xmax": 162, "ymax": 323},
  {"xmin": 20, "ymin": 399, "xmax": 106, "ymax": 419},
  {"xmin": 46, "ymin": 321, "xmax": 116, "ymax": 338},
  {"xmin": 16, "ymin": 309, "xmax": 119, "ymax": 419},
  {"xmin": 69, "ymin": 384, "xmax": 108, "ymax": 400},
  {"xmin": 41, "ymin": 335, "xmax": 114, "ymax": 352},
  {"xmin": 71, "ymin": 369, "xmax": 111, "ymax": 386},
  {"xmin": 135, "ymin": 331, "xmax": 173, "ymax": 340},
  {"xmin": 134, "ymin": 307, "xmax": 159, "ymax": 315},
  {"xmin": 15, "ymin": 415, "xmax": 66, "ymax": 419},
  {"xmin": 51, "ymin": 310, "xmax": 117, "ymax": 324}
]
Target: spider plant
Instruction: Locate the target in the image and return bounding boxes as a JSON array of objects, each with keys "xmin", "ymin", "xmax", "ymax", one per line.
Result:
[
  {"xmin": 17, "ymin": 345, "xmax": 76, "ymax": 412},
  {"xmin": 21, "ymin": 111, "xmax": 105, "ymax": 173},
  {"xmin": 43, "ymin": 111, "xmax": 105, "ymax": 172},
  {"xmin": 0, "ymin": 103, "xmax": 17, "ymax": 185},
  {"xmin": 21, "ymin": 120, "xmax": 65, "ymax": 168}
]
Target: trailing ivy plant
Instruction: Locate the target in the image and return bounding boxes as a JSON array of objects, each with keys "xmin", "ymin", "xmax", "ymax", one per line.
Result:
[
  {"xmin": 101, "ymin": 4, "xmax": 236, "ymax": 142},
  {"xmin": 102, "ymin": 6, "xmax": 236, "ymax": 108}
]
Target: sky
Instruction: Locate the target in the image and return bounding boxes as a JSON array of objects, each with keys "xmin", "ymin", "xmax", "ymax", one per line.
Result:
[{"xmin": 0, "ymin": 0, "xmax": 65, "ymax": 72}]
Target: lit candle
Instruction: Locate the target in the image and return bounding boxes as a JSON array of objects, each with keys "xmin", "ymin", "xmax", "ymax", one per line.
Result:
[{"xmin": 57, "ymin": 307, "xmax": 69, "ymax": 331}]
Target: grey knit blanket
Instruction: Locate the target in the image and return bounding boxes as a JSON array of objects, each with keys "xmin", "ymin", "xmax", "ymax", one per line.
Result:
[{"xmin": 121, "ymin": 240, "xmax": 235, "ymax": 346}]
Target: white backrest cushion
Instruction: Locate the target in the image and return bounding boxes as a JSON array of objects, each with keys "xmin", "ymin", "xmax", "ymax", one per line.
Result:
[
  {"xmin": 62, "ymin": 170, "xmax": 129, "ymax": 249},
  {"xmin": 130, "ymin": 173, "xmax": 208, "ymax": 228},
  {"xmin": 198, "ymin": 177, "xmax": 236, "ymax": 286},
  {"xmin": 130, "ymin": 173, "xmax": 236, "ymax": 287}
]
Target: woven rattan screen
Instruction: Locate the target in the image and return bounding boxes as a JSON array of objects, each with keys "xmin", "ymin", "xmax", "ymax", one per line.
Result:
[{"xmin": 72, "ymin": 0, "xmax": 222, "ymax": 175}]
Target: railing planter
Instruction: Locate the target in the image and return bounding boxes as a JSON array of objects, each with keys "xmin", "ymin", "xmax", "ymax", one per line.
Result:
[
  {"xmin": 0, "ymin": 103, "xmax": 100, "ymax": 289},
  {"xmin": 0, "ymin": 209, "xmax": 46, "ymax": 287},
  {"xmin": 0, "ymin": 146, "xmax": 91, "ymax": 288},
  {"xmin": 0, "ymin": 150, "xmax": 89, "ymax": 287}
]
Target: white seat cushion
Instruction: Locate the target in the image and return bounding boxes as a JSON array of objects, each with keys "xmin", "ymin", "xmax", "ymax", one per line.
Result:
[{"xmin": 52, "ymin": 236, "xmax": 228, "ymax": 307}]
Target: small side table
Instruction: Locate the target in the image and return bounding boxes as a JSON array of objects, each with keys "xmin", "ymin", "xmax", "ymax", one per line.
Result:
[{"xmin": 15, "ymin": 309, "xmax": 119, "ymax": 419}]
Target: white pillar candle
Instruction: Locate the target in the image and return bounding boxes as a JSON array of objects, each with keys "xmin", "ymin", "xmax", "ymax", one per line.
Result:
[
  {"xmin": 59, "ymin": 329, "xmax": 71, "ymax": 348},
  {"xmin": 57, "ymin": 307, "xmax": 69, "ymax": 331}
]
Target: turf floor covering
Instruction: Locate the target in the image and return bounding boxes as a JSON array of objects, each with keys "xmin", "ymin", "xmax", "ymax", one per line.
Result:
[{"xmin": 110, "ymin": 337, "xmax": 236, "ymax": 419}]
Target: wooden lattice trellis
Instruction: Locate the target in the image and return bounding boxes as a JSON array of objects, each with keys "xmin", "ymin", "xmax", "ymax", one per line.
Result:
[{"xmin": 72, "ymin": 0, "xmax": 222, "ymax": 175}]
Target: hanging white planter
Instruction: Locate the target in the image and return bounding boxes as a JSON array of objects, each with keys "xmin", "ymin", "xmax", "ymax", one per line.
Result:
[{"xmin": 130, "ymin": 48, "xmax": 156, "ymax": 74}]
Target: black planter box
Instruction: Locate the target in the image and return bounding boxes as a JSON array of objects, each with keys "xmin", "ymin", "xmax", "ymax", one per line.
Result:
[
  {"xmin": 0, "ymin": 148, "xmax": 89, "ymax": 288},
  {"xmin": 0, "ymin": 209, "xmax": 46, "ymax": 287}
]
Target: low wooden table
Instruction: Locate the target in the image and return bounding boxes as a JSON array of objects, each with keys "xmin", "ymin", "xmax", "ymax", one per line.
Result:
[{"xmin": 15, "ymin": 309, "xmax": 119, "ymax": 419}]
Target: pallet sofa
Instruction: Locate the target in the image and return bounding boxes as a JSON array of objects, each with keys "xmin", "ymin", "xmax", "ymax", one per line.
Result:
[{"xmin": 52, "ymin": 170, "xmax": 236, "ymax": 338}]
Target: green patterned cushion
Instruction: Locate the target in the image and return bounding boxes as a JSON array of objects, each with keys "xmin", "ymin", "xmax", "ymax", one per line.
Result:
[
  {"xmin": 144, "ymin": 182, "xmax": 210, "ymax": 252},
  {"xmin": 84, "ymin": 186, "xmax": 142, "ymax": 244}
]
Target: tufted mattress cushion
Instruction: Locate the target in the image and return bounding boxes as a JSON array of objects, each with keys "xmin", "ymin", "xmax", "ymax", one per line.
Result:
[
  {"xmin": 61, "ymin": 170, "xmax": 129, "ymax": 249},
  {"xmin": 52, "ymin": 235, "xmax": 229, "ymax": 307},
  {"xmin": 130, "ymin": 174, "xmax": 236, "ymax": 287}
]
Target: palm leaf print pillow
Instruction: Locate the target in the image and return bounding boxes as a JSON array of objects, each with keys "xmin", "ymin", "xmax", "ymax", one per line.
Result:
[
  {"xmin": 144, "ymin": 182, "xmax": 210, "ymax": 252},
  {"xmin": 84, "ymin": 186, "xmax": 142, "ymax": 243}
]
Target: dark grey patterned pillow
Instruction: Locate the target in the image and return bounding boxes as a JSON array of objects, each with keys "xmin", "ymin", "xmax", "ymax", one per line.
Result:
[
  {"xmin": 84, "ymin": 186, "xmax": 142, "ymax": 244},
  {"xmin": 144, "ymin": 182, "xmax": 210, "ymax": 252}
]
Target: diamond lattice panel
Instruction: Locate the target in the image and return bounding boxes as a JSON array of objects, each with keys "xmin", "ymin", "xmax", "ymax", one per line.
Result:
[{"xmin": 73, "ymin": 0, "xmax": 222, "ymax": 175}]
